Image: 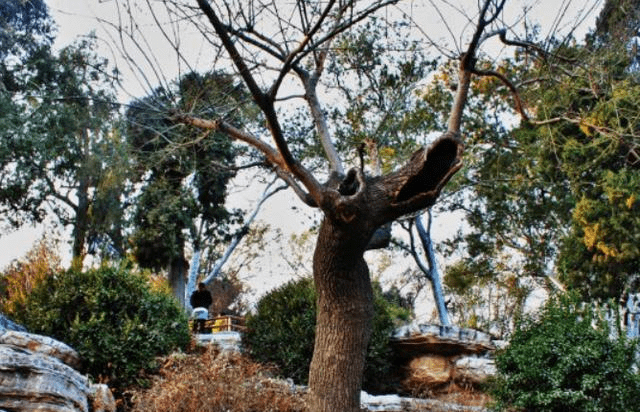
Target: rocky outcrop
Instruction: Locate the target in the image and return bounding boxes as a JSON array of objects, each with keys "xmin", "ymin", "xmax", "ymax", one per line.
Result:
[
  {"xmin": 392, "ymin": 323, "xmax": 497, "ymax": 393},
  {"xmin": 0, "ymin": 314, "xmax": 116, "ymax": 412}
]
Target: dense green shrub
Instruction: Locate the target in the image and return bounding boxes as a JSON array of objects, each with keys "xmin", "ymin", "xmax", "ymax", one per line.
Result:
[
  {"xmin": 492, "ymin": 293, "xmax": 640, "ymax": 412},
  {"xmin": 14, "ymin": 264, "xmax": 190, "ymax": 389},
  {"xmin": 243, "ymin": 277, "xmax": 410, "ymax": 392}
]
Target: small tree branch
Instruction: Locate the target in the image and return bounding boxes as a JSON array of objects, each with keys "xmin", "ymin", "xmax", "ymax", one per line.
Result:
[
  {"xmin": 472, "ymin": 67, "xmax": 529, "ymax": 121},
  {"xmin": 171, "ymin": 113, "xmax": 319, "ymax": 207}
]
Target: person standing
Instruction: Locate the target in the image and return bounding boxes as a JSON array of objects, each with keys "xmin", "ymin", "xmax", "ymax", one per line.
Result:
[{"xmin": 190, "ymin": 282, "xmax": 213, "ymax": 333}]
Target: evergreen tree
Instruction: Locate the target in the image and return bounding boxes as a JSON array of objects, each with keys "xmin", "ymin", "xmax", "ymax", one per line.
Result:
[
  {"xmin": 438, "ymin": 20, "xmax": 640, "ymax": 301},
  {"xmin": 127, "ymin": 71, "xmax": 252, "ymax": 305}
]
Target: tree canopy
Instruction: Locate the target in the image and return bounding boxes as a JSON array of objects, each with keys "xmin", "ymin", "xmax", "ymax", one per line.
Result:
[
  {"xmin": 0, "ymin": 32, "xmax": 125, "ymax": 266},
  {"xmin": 436, "ymin": 7, "xmax": 640, "ymax": 302}
]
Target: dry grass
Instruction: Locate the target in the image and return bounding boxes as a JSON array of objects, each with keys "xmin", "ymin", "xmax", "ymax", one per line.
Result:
[
  {"xmin": 128, "ymin": 345, "xmax": 308, "ymax": 412},
  {"xmin": 126, "ymin": 344, "xmax": 491, "ymax": 412}
]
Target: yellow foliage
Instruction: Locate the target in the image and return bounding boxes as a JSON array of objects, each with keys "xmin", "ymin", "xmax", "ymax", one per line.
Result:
[
  {"xmin": 582, "ymin": 223, "xmax": 599, "ymax": 250},
  {"xmin": 596, "ymin": 242, "xmax": 619, "ymax": 259},
  {"xmin": 147, "ymin": 272, "xmax": 172, "ymax": 295},
  {"xmin": 0, "ymin": 238, "xmax": 61, "ymax": 316},
  {"xmin": 579, "ymin": 122, "xmax": 592, "ymax": 137},
  {"xmin": 626, "ymin": 194, "xmax": 636, "ymax": 209}
]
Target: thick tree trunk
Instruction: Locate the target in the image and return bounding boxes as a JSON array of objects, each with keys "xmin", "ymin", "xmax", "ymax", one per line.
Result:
[
  {"xmin": 169, "ymin": 256, "xmax": 188, "ymax": 308},
  {"xmin": 309, "ymin": 217, "xmax": 375, "ymax": 412},
  {"xmin": 306, "ymin": 134, "xmax": 463, "ymax": 412}
]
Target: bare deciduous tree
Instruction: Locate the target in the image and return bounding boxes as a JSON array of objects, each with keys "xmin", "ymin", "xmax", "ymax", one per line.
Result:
[
  {"xmin": 113, "ymin": 0, "xmax": 530, "ymax": 410},
  {"xmin": 170, "ymin": 2, "xmax": 507, "ymax": 410}
]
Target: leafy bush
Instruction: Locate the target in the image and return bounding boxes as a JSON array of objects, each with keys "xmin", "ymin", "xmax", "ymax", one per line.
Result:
[
  {"xmin": 492, "ymin": 293, "xmax": 640, "ymax": 412},
  {"xmin": 14, "ymin": 263, "xmax": 191, "ymax": 389},
  {"xmin": 243, "ymin": 277, "xmax": 410, "ymax": 392}
]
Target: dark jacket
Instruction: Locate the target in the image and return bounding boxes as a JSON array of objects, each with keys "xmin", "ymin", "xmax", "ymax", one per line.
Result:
[{"xmin": 190, "ymin": 289, "xmax": 212, "ymax": 309}]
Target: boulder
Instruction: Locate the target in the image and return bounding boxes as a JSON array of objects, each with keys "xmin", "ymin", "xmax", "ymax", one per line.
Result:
[
  {"xmin": 0, "ymin": 330, "xmax": 81, "ymax": 369},
  {"xmin": 393, "ymin": 323, "xmax": 494, "ymax": 357},
  {"xmin": 453, "ymin": 355, "xmax": 496, "ymax": 385},
  {"xmin": 392, "ymin": 323, "xmax": 497, "ymax": 393},
  {"xmin": 0, "ymin": 314, "xmax": 116, "ymax": 412},
  {"xmin": 0, "ymin": 345, "xmax": 90, "ymax": 412},
  {"xmin": 404, "ymin": 355, "xmax": 452, "ymax": 387}
]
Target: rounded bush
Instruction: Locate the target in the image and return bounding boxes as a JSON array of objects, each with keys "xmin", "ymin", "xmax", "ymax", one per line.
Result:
[
  {"xmin": 243, "ymin": 277, "xmax": 409, "ymax": 392},
  {"xmin": 15, "ymin": 264, "xmax": 191, "ymax": 389},
  {"xmin": 493, "ymin": 293, "xmax": 640, "ymax": 412}
]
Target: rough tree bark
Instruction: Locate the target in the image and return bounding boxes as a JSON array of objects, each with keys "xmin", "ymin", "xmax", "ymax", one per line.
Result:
[{"xmin": 308, "ymin": 136, "xmax": 462, "ymax": 411}]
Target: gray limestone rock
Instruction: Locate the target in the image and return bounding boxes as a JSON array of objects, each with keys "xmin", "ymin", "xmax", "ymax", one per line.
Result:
[{"xmin": 0, "ymin": 319, "xmax": 116, "ymax": 412}]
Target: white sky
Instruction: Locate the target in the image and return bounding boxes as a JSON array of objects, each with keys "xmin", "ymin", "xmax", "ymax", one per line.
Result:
[{"xmin": 1, "ymin": 1, "xmax": 601, "ymax": 313}]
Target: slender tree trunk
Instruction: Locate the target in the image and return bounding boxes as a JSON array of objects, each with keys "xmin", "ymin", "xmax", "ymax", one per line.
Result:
[
  {"xmin": 71, "ymin": 178, "xmax": 90, "ymax": 271},
  {"xmin": 309, "ymin": 217, "xmax": 375, "ymax": 412},
  {"xmin": 186, "ymin": 248, "xmax": 201, "ymax": 310},
  {"xmin": 416, "ymin": 213, "xmax": 450, "ymax": 325}
]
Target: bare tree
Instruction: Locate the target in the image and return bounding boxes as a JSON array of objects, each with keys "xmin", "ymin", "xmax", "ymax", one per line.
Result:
[
  {"xmin": 111, "ymin": 0, "xmax": 526, "ymax": 410},
  {"xmin": 395, "ymin": 209, "xmax": 451, "ymax": 325},
  {"xmin": 186, "ymin": 176, "xmax": 287, "ymax": 305},
  {"xmin": 166, "ymin": 2, "xmax": 511, "ymax": 410}
]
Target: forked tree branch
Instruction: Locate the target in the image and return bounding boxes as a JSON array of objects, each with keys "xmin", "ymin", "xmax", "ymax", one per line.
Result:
[
  {"xmin": 448, "ymin": 0, "xmax": 506, "ymax": 135},
  {"xmin": 196, "ymin": 0, "xmax": 325, "ymax": 205}
]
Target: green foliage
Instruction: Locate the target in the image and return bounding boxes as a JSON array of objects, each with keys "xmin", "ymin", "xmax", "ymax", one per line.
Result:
[
  {"xmin": 492, "ymin": 293, "xmax": 640, "ymax": 412},
  {"xmin": 437, "ymin": 32, "xmax": 640, "ymax": 302},
  {"xmin": 0, "ymin": 33, "xmax": 128, "ymax": 262},
  {"xmin": 126, "ymin": 71, "xmax": 249, "ymax": 270},
  {"xmin": 243, "ymin": 277, "xmax": 409, "ymax": 391},
  {"xmin": 244, "ymin": 278, "xmax": 316, "ymax": 384},
  {"xmin": 0, "ymin": 0, "xmax": 52, "ymax": 64},
  {"xmin": 593, "ymin": 0, "xmax": 640, "ymax": 42},
  {"xmin": 14, "ymin": 264, "xmax": 190, "ymax": 389}
]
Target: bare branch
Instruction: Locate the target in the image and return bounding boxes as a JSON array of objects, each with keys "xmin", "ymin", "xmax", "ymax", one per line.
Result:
[
  {"xmin": 196, "ymin": 0, "xmax": 326, "ymax": 205},
  {"xmin": 447, "ymin": 0, "xmax": 507, "ymax": 135},
  {"xmin": 274, "ymin": 168, "xmax": 318, "ymax": 207},
  {"xmin": 472, "ymin": 67, "xmax": 529, "ymax": 121},
  {"xmin": 406, "ymin": 219, "xmax": 432, "ymax": 280},
  {"xmin": 171, "ymin": 113, "xmax": 281, "ymax": 166},
  {"xmin": 196, "ymin": 0, "xmax": 267, "ymax": 107},
  {"xmin": 171, "ymin": 113, "xmax": 318, "ymax": 207},
  {"xmin": 269, "ymin": 0, "xmax": 337, "ymax": 99}
]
